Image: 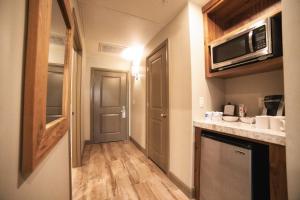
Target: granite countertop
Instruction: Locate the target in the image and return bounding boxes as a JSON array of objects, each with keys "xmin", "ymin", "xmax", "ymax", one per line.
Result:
[{"xmin": 193, "ymin": 120, "xmax": 286, "ymax": 146}]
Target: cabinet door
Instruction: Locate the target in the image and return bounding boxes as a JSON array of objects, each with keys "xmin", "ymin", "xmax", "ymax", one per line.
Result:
[{"xmin": 194, "ymin": 128, "xmax": 201, "ymax": 200}]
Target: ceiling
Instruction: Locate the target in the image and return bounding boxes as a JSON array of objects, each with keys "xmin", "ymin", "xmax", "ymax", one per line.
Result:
[{"xmin": 78, "ymin": 0, "xmax": 208, "ymax": 56}]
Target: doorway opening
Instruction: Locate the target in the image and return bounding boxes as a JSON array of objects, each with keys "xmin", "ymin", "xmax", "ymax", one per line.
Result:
[{"xmin": 146, "ymin": 40, "xmax": 170, "ymax": 173}]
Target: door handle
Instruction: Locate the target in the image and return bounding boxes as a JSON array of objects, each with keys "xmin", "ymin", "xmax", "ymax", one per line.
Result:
[
  {"xmin": 248, "ymin": 30, "xmax": 254, "ymax": 52},
  {"xmin": 121, "ymin": 106, "xmax": 126, "ymax": 118},
  {"xmin": 160, "ymin": 113, "xmax": 167, "ymax": 118}
]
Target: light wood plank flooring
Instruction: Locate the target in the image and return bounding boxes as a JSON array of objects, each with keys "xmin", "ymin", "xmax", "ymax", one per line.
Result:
[{"xmin": 72, "ymin": 141, "xmax": 190, "ymax": 200}]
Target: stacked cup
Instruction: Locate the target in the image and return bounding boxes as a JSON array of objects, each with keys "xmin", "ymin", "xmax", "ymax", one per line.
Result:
[
  {"xmin": 205, "ymin": 111, "xmax": 223, "ymax": 122},
  {"xmin": 255, "ymin": 116, "xmax": 285, "ymax": 131}
]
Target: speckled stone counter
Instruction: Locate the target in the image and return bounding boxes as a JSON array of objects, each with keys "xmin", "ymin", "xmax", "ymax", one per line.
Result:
[{"xmin": 193, "ymin": 120, "xmax": 286, "ymax": 146}]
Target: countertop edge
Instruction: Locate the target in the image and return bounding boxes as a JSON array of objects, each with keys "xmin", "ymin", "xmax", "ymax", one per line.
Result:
[{"xmin": 193, "ymin": 120, "xmax": 286, "ymax": 146}]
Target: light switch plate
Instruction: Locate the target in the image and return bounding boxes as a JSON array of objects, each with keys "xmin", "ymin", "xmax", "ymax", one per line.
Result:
[{"xmin": 199, "ymin": 97, "xmax": 204, "ymax": 108}]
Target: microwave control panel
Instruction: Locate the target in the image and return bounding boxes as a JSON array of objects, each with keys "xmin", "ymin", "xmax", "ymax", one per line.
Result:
[{"xmin": 253, "ymin": 25, "xmax": 267, "ymax": 51}]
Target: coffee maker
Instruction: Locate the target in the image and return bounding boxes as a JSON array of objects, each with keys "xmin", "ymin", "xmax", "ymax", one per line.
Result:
[{"xmin": 262, "ymin": 95, "xmax": 284, "ymax": 116}]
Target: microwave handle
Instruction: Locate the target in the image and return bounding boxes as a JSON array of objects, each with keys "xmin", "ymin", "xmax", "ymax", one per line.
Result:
[{"xmin": 248, "ymin": 30, "xmax": 254, "ymax": 52}]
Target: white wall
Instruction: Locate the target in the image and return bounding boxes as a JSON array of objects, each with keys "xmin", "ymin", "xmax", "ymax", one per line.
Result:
[
  {"xmin": 82, "ymin": 53, "xmax": 131, "ymax": 141},
  {"xmin": 0, "ymin": 0, "xmax": 70, "ymax": 199},
  {"xmin": 282, "ymin": 0, "xmax": 300, "ymax": 199},
  {"xmin": 224, "ymin": 70, "xmax": 284, "ymax": 116},
  {"xmin": 87, "ymin": 53, "xmax": 131, "ymax": 71},
  {"xmin": 129, "ymin": 1, "xmax": 223, "ymax": 188},
  {"xmin": 131, "ymin": 5, "xmax": 194, "ymax": 187},
  {"xmin": 188, "ymin": 2, "xmax": 225, "ymax": 121},
  {"xmin": 130, "ymin": 2, "xmax": 225, "ymax": 189}
]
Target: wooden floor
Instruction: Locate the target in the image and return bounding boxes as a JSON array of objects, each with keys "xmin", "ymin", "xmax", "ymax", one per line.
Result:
[{"xmin": 72, "ymin": 141, "xmax": 190, "ymax": 200}]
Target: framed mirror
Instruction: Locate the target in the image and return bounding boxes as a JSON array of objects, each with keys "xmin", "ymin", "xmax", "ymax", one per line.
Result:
[
  {"xmin": 47, "ymin": 0, "xmax": 67, "ymax": 124},
  {"xmin": 22, "ymin": 0, "xmax": 73, "ymax": 177}
]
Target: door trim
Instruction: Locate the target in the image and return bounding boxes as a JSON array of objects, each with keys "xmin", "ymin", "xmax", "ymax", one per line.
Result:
[
  {"xmin": 146, "ymin": 40, "xmax": 170, "ymax": 173},
  {"xmin": 90, "ymin": 68, "xmax": 129, "ymax": 143},
  {"xmin": 70, "ymin": 8, "xmax": 83, "ymax": 200},
  {"xmin": 71, "ymin": 9, "xmax": 83, "ymax": 168},
  {"xmin": 71, "ymin": 51, "xmax": 83, "ymax": 168}
]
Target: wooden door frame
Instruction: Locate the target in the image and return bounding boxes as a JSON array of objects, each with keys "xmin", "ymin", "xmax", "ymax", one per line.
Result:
[
  {"xmin": 22, "ymin": 0, "xmax": 73, "ymax": 177},
  {"xmin": 71, "ymin": 9, "xmax": 83, "ymax": 168},
  {"xmin": 90, "ymin": 68, "xmax": 130, "ymax": 143},
  {"xmin": 146, "ymin": 40, "xmax": 170, "ymax": 173},
  {"xmin": 71, "ymin": 51, "xmax": 82, "ymax": 167}
]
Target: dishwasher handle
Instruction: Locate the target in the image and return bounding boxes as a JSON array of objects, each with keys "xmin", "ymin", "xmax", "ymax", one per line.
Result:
[{"xmin": 201, "ymin": 131, "xmax": 253, "ymax": 149}]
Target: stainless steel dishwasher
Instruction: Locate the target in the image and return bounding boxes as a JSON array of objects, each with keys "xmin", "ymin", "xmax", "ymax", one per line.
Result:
[{"xmin": 199, "ymin": 131, "xmax": 269, "ymax": 200}]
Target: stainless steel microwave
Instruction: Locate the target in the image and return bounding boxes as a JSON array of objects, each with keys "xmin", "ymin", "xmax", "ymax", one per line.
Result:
[{"xmin": 210, "ymin": 13, "xmax": 282, "ymax": 71}]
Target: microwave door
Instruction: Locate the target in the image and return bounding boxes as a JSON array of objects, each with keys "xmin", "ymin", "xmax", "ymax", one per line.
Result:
[
  {"xmin": 210, "ymin": 18, "xmax": 274, "ymax": 71},
  {"xmin": 211, "ymin": 33, "xmax": 252, "ymax": 70}
]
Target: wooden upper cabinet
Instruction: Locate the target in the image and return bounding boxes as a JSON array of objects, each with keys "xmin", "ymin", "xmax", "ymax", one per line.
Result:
[{"xmin": 202, "ymin": 0, "xmax": 283, "ymax": 78}]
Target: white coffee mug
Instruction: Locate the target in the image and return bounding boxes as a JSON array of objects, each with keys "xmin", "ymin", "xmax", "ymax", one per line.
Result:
[
  {"xmin": 204, "ymin": 112, "xmax": 213, "ymax": 122},
  {"xmin": 212, "ymin": 112, "xmax": 223, "ymax": 122},
  {"xmin": 270, "ymin": 116, "xmax": 285, "ymax": 131},
  {"xmin": 255, "ymin": 116, "xmax": 270, "ymax": 129}
]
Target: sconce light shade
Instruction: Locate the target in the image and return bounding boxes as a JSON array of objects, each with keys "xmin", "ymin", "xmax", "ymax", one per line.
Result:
[
  {"xmin": 132, "ymin": 65, "xmax": 141, "ymax": 80},
  {"xmin": 121, "ymin": 44, "xmax": 144, "ymax": 81},
  {"xmin": 133, "ymin": 72, "xmax": 141, "ymax": 80}
]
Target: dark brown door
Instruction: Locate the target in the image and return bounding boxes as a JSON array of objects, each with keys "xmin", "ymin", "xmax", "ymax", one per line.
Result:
[
  {"xmin": 147, "ymin": 42, "xmax": 169, "ymax": 172},
  {"xmin": 46, "ymin": 64, "xmax": 64, "ymax": 123},
  {"xmin": 91, "ymin": 70, "xmax": 128, "ymax": 143}
]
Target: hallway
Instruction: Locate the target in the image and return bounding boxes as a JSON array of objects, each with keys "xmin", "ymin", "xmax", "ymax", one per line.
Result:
[{"xmin": 72, "ymin": 141, "xmax": 190, "ymax": 200}]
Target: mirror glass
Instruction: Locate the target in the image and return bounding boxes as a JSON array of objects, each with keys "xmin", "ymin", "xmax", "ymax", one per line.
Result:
[{"xmin": 46, "ymin": 0, "xmax": 67, "ymax": 123}]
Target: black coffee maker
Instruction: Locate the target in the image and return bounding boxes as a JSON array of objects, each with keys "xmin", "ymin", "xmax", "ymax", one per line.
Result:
[{"xmin": 262, "ymin": 95, "xmax": 284, "ymax": 116}]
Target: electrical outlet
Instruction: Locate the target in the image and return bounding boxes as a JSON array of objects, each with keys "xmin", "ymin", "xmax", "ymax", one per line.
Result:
[
  {"xmin": 199, "ymin": 97, "xmax": 204, "ymax": 108},
  {"xmin": 258, "ymin": 97, "xmax": 264, "ymax": 108}
]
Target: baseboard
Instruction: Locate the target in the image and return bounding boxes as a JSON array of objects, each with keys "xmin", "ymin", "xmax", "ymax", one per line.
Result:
[
  {"xmin": 84, "ymin": 140, "xmax": 93, "ymax": 145},
  {"xmin": 129, "ymin": 136, "xmax": 147, "ymax": 155},
  {"xmin": 129, "ymin": 137, "xmax": 194, "ymax": 198},
  {"xmin": 168, "ymin": 171, "xmax": 195, "ymax": 199}
]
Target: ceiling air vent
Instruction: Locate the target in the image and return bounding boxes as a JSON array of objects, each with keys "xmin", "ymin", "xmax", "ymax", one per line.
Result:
[{"xmin": 98, "ymin": 42, "xmax": 127, "ymax": 54}]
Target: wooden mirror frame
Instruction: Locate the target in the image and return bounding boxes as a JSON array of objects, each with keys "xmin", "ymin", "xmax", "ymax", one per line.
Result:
[{"xmin": 22, "ymin": 0, "xmax": 73, "ymax": 177}]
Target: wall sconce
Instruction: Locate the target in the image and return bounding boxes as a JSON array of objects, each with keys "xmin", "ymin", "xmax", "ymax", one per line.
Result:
[
  {"xmin": 132, "ymin": 65, "xmax": 141, "ymax": 80},
  {"xmin": 121, "ymin": 44, "xmax": 144, "ymax": 81}
]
